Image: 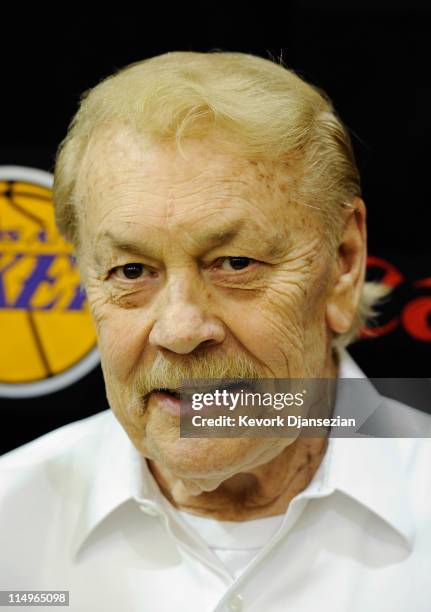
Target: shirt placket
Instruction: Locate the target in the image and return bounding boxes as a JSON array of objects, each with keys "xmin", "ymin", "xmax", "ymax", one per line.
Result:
[
  {"xmin": 212, "ymin": 484, "xmax": 335, "ymax": 612},
  {"xmin": 135, "ymin": 460, "xmax": 334, "ymax": 612}
]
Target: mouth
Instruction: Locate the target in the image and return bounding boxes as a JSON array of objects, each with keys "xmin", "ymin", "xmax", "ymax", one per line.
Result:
[
  {"xmin": 147, "ymin": 380, "xmax": 260, "ymax": 419},
  {"xmin": 151, "ymin": 387, "xmax": 181, "ymax": 398},
  {"xmin": 147, "ymin": 387, "xmax": 189, "ymax": 418},
  {"xmin": 150, "ymin": 380, "xmax": 257, "ymax": 397}
]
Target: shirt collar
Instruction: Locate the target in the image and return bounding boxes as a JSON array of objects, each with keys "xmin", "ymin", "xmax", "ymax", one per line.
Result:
[
  {"xmin": 310, "ymin": 348, "xmax": 415, "ymax": 549},
  {"xmin": 70, "ymin": 413, "xmax": 143, "ymax": 559},
  {"xmin": 71, "ymin": 348, "xmax": 415, "ymax": 559}
]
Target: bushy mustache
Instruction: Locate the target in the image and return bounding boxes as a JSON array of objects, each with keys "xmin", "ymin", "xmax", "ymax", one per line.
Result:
[{"xmin": 131, "ymin": 350, "xmax": 265, "ymax": 401}]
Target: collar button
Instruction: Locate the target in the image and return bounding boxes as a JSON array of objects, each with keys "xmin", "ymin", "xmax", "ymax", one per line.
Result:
[{"xmin": 227, "ymin": 593, "xmax": 243, "ymax": 612}]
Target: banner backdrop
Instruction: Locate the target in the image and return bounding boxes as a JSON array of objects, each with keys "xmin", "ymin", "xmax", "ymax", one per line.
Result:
[{"xmin": 0, "ymin": 7, "xmax": 429, "ymax": 454}]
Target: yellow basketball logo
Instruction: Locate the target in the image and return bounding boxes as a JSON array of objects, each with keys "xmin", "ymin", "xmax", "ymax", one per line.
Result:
[{"xmin": 0, "ymin": 166, "xmax": 99, "ymax": 397}]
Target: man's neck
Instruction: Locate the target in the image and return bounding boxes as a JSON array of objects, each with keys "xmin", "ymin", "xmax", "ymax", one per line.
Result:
[{"xmin": 146, "ymin": 435, "xmax": 329, "ymax": 521}]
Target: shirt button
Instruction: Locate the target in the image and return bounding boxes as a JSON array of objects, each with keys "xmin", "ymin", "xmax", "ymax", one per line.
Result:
[{"xmin": 227, "ymin": 593, "xmax": 243, "ymax": 612}]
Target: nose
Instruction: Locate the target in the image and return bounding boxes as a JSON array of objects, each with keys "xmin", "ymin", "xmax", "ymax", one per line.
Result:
[{"xmin": 148, "ymin": 271, "xmax": 226, "ymax": 354}]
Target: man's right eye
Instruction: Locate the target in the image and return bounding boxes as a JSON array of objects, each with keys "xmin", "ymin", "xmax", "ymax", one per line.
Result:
[{"xmin": 110, "ymin": 263, "xmax": 148, "ymax": 280}]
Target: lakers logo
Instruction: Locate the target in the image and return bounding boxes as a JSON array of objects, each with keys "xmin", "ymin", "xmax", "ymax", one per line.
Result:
[{"xmin": 0, "ymin": 166, "xmax": 99, "ymax": 398}]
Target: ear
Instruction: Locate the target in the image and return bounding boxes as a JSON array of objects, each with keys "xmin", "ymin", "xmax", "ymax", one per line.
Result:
[{"xmin": 326, "ymin": 197, "xmax": 367, "ymax": 334}]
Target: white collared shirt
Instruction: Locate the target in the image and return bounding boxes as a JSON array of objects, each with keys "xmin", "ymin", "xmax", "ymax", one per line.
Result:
[{"xmin": 1, "ymin": 349, "xmax": 431, "ymax": 612}]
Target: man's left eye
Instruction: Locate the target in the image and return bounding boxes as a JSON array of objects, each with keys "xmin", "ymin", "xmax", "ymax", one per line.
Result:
[
  {"xmin": 114, "ymin": 263, "xmax": 148, "ymax": 280},
  {"xmin": 218, "ymin": 257, "xmax": 254, "ymax": 271}
]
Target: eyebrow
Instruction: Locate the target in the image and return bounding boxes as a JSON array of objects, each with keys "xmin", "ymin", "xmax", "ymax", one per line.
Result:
[
  {"xmin": 95, "ymin": 225, "xmax": 286, "ymax": 259},
  {"xmin": 96, "ymin": 231, "xmax": 158, "ymax": 259}
]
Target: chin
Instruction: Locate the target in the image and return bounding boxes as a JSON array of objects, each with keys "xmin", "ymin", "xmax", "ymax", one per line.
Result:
[{"xmin": 146, "ymin": 432, "xmax": 262, "ymax": 480}]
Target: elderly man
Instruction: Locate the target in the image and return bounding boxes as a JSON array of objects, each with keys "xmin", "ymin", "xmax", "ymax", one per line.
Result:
[{"xmin": 0, "ymin": 51, "xmax": 430, "ymax": 612}]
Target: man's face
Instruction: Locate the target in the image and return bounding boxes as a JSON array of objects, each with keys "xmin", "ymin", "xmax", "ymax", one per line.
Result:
[{"xmin": 75, "ymin": 123, "xmax": 338, "ymax": 491}]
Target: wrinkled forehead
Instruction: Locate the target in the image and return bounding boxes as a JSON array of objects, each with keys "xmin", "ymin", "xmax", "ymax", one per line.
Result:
[
  {"xmin": 75, "ymin": 122, "xmax": 291, "ymax": 207},
  {"xmin": 72, "ymin": 123, "xmax": 321, "ymax": 255},
  {"xmin": 74, "ymin": 123, "xmax": 151, "ymax": 203}
]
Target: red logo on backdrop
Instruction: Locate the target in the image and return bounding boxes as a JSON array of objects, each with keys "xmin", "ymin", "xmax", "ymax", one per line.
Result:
[{"xmin": 362, "ymin": 256, "xmax": 431, "ymax": 342}]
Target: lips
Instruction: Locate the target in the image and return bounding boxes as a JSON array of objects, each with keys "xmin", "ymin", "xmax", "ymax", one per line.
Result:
[
  {"xmin": 153, "ymin": 387, "xmax": 181, "ymax": 398},
  {"xmin": 148, "ymin": 380, "xmax": 261, "ymax": 420},
  {"xmin": 151, "ymin": 381, "xmax": 257, "ymax": 397},
  {"xmin": 149, "ymin": 388, "xmax": 193, "ymax": 418}
]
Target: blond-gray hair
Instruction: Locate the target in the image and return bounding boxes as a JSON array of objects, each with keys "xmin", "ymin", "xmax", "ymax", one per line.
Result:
[{"xmin": 52, "ymin": 50, "xmax": 391, "ymax": 349}]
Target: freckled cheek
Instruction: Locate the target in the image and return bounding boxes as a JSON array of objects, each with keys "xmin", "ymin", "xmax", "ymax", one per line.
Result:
[
  {"xmin": 220, "ymin": 300, "xmax": 292, "ymax": 368},
  {"xmin": 247, "ymin": 292, "xmax": 310, "ymax": 360},
  {"xmin": 255, "ymin": 312, "xmax": 299, "ymax": 357},
  {"xmin": 96, "ymin": 311, "xmax": 150, "ymax": 382}
]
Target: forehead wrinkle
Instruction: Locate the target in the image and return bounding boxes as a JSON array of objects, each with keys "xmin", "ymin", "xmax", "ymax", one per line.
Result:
[
  {"xmin": 77, "ymin": 133, "xmax": 295, "ymax": 263},
  {"xmin": 76, "ymin": 132, "xmax": 287, "ymax": 222}
]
